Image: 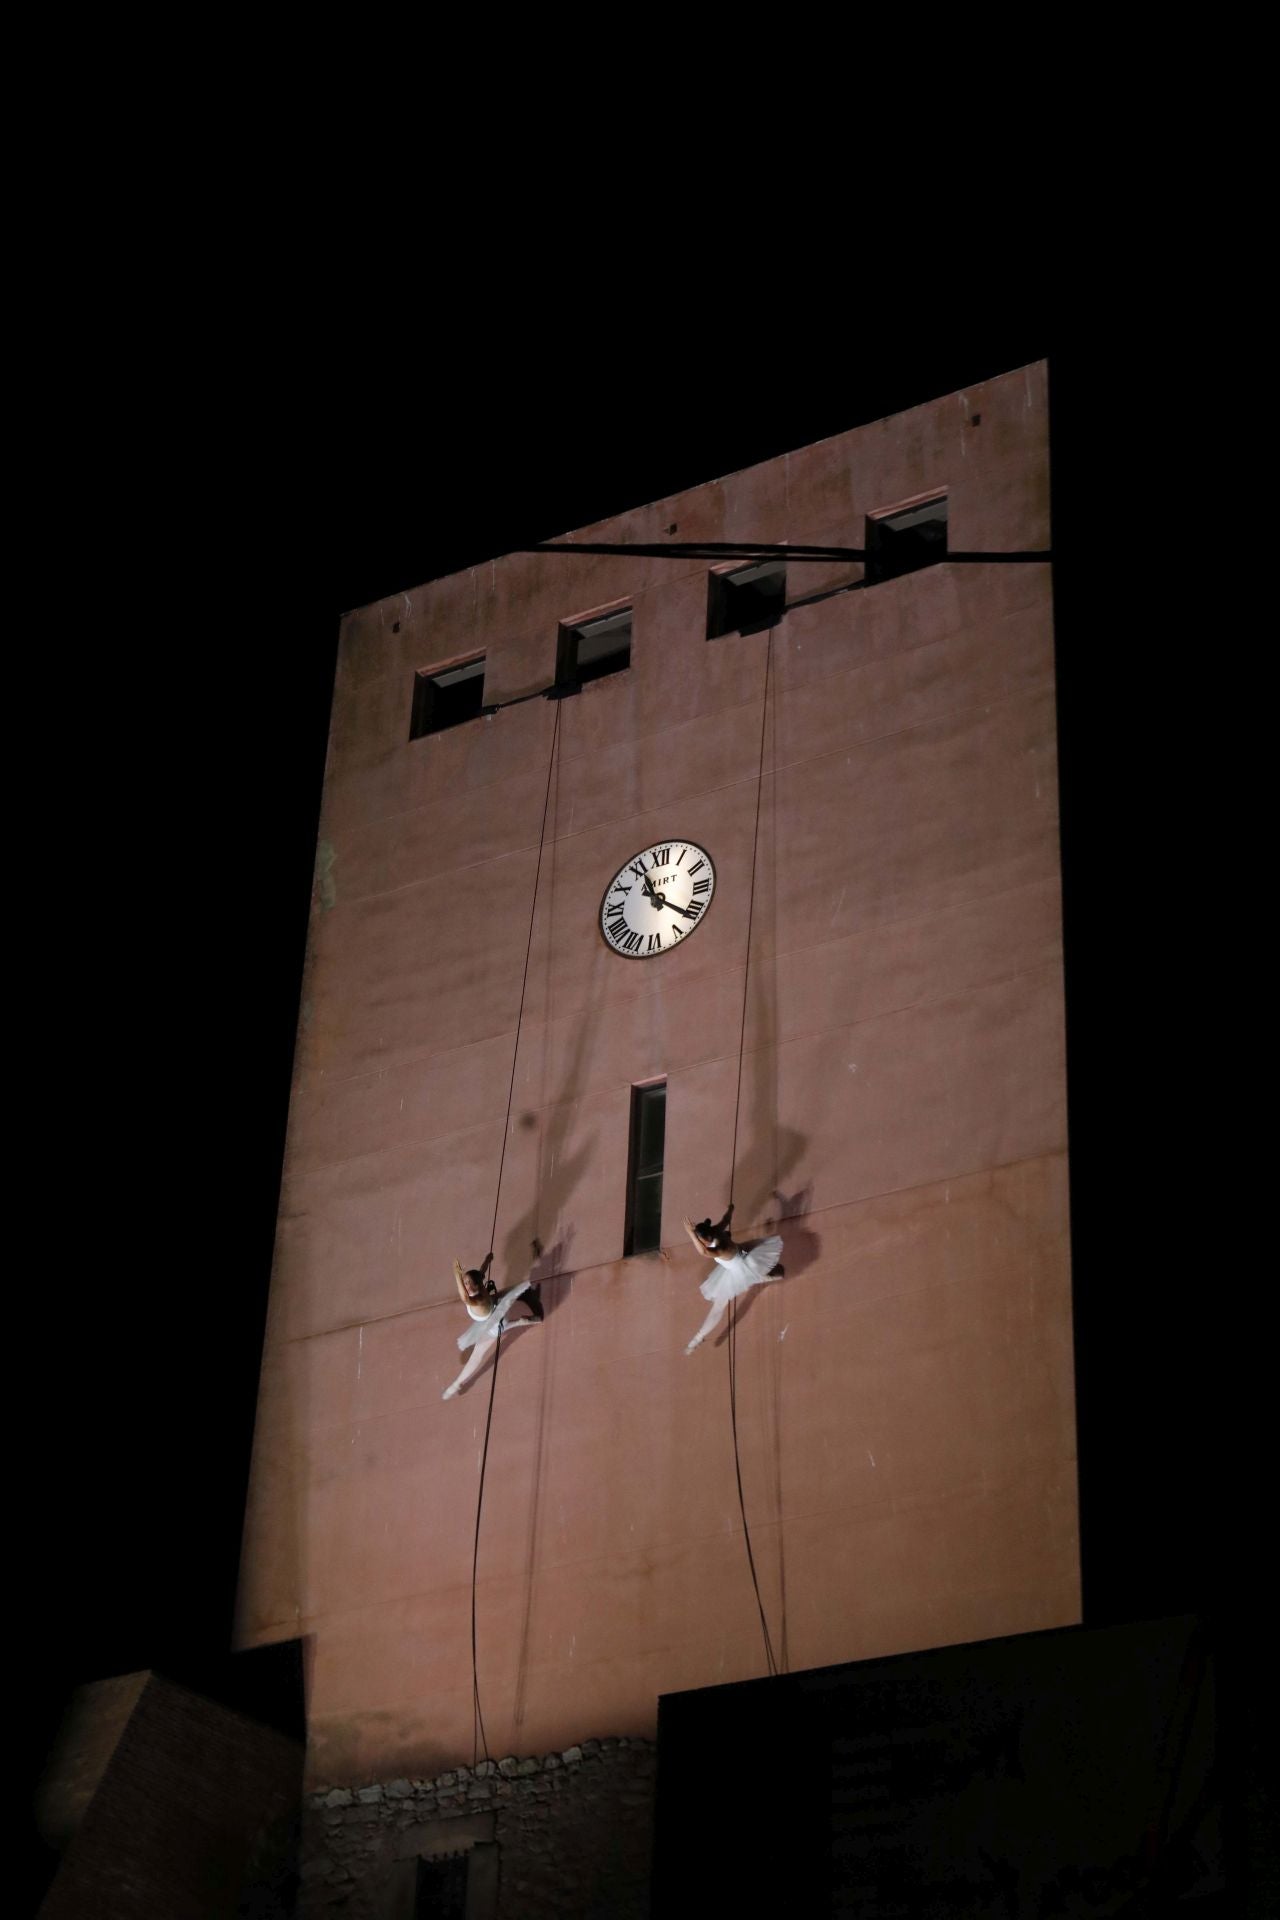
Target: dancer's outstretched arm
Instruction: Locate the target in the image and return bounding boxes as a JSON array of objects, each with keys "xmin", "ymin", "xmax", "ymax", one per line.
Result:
[
  {"xmin": 453, "ymin": 1255, "xmax": 494, "ymax": 1310},
  {"xmin": 682, "ymin": 1216, "xmax": 715, "ymax": 1258}
]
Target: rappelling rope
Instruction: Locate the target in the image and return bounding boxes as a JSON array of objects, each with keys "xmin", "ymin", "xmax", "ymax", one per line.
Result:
[
  {"xmin": 470, "ymin": 697, "xmax": 562, "ymax": 1767},
  {"xmin": 726, "ymin": 630, "xmax": 780, "ymax": 1678}
]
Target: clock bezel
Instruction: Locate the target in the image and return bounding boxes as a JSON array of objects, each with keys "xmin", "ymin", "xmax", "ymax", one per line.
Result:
[{"xmin": 597, "ymin": 837, "xmax": 718, "ymax": 960}]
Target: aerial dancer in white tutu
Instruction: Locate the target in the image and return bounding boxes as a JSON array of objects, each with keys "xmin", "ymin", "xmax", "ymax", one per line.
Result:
[
  {"xmin": 442, "ymin": 1255, "xmax": 544, "ymax": 1400},
  {"xmin": 681, "ymin": 1206, "xmax": 784, "ymax": 1354}
]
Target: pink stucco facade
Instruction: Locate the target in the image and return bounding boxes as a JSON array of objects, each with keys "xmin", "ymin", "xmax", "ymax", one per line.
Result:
[{"xmin": 236, "ymin": 361, "xmax": 1079, "ymax": 1786}]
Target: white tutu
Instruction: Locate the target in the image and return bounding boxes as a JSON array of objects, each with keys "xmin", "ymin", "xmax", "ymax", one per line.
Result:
[
  {"xmin": 456, "ymin": 1279, "xmax": 533, "ymax": 1351},
  {"xmin": 699, "ymin": 1238, "xmax": 783, "ymax": 1304}
]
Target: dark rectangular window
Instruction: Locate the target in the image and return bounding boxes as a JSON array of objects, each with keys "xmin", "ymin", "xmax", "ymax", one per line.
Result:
[
  {"xmin": 557, "ymin": 608, "xmax": 632, "ymax": 690},
  {"xmin": 415, "ymin": 1850, "xmax": 469, "ymax": 1918},
  {"xmin": 865, "ymin": 496, "xmax": 948, "ymax": 584},
  {"xmin": 624, "ymin": 1080, "xmax": 666, "ymax": 1256},
  {"xmin": 410, "ymin": 655, "xmax": 486, "ymax": 739},
  {"xmin": 707, "ymin": 561, "xmax": 787, "ymax": 639}
]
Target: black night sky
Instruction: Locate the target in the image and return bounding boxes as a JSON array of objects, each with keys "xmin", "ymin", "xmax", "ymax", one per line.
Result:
[{"xmin": 22, "ymin": 297, "xmax": 1258, "ymax": 1907}]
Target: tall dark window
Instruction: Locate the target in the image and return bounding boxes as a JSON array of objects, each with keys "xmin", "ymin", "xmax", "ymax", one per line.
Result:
[
  {"xmin": 410, "ymin": 655, "xmax": 486, "ymax": 739},
  {"xmin": 625, "ymin": 1080, "xmax": 667, "ymax": 1256},
  {"xmin": 865, "ymin": 496, "xmax": 948, "ymax": 583},
  {"xmin": 707, "ymin": 561, "xmax": 787, "ymax": 639},
  {"xmin": 557, "ymin": 608, "xmax": 632, "ymax": 690}
]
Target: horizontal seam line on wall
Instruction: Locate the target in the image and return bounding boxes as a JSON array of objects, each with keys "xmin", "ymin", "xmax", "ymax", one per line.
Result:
[
  {"xmin": 282, "ymin": 954, "xmax": 1064, "ymax": 1183},
  {"xmin": 308, "ymin": 675, "xmax": 1057, "ymax": 925},
  {"xmin": 265, "ymin": 1146, "xmax": 1069, "ymax": 1352},
  {"xmin": 288, "ymin": 869, "xmax": 1063, "ymax": 1103},
  {"xmin": 257, "ymin": 1313, "xmax": 1076, "ymax": 1468}
]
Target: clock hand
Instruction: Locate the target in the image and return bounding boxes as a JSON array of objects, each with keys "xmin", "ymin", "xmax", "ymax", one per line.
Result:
[{"xmin": 635, "ymin": 880, "xmax": 688, "ymax": 916}]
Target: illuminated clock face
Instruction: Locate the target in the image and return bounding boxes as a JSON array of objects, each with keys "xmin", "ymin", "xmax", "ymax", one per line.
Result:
[{"xmin": 599, "ymin": 840, "xmax": 717, "ymax": 957}]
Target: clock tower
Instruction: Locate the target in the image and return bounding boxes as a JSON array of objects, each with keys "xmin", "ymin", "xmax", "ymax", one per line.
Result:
[{"xmin": 237, "ymin": 363, "xmax": 1076, "ymax": 1914}]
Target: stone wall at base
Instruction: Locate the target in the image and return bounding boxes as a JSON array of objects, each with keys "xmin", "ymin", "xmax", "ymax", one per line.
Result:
[{"xmin": 301, "ymin": 1737, "xmax": 655, "ymax": 1920}]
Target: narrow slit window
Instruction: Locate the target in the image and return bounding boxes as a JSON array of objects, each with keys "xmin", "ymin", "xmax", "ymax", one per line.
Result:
[
  {"xmin": 557, "ymin": 608, "xmax": 632, "ymax": 690},
  {"xmin": 625, "ymin": 1079, "xmax": 667, "ymax": 1256},
  {"xmin": 865, "ymin": 496, "xmax": 948, "ymax": 584},
  {"xmin": 410, "ymin": 655, "xmax": 486, "ymax": 739},
  {"xmin": 707, "ymin": 561, "xmax": 787, "ymax": 639}
]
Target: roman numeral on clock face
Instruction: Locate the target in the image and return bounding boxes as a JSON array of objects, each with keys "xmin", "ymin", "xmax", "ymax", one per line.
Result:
[
  {"xmin": 687, "ymin": 858, "xmax": 705, "ymax": 876},
  {"xmin": 692, "ymin": 878, "xmax": 710, "ymax": 895}
]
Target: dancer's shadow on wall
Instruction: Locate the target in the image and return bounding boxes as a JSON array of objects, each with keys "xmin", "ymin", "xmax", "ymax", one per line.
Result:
[
  {"xmin": 527, "ymin": 1228, "xmax": 574, "ymax": 1323},
  {"xmin": 494, "ymin": 888, "xmax": 604, "ymax": 1304},
  {"xmin": 764, "ymin": 1182, "xmax": 821, "ymax": 1279},
  {"xmin": 492, "ymin": 1100, "xmax": 592, "ymax": 1328}
]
